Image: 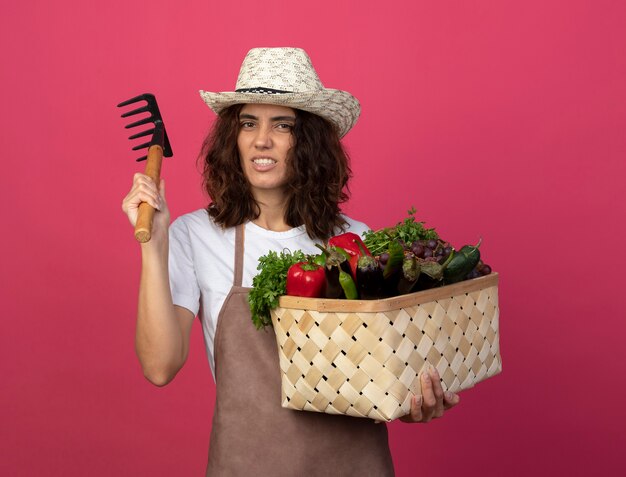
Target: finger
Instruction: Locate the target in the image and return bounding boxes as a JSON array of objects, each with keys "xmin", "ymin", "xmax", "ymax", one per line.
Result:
[
  {"xmin": 134, "ymin": 188, "xmax": 161, "ymax": 210},
  {"xmin": 157, "ymin": 179, "xmax": 167, "ymax": 210},
  {"xmin": 399, "ymin": 395, "xmax": 422, "ymax": 423},
  {"xmin": 132, "ymin": 174, "xmax": 161, "ymax": 196},
  {"xmin": 429, "ymin": 367, "xmax": 445, "ymax": 418},
  {"xmin": 132, "ymin": 176, "xmax": 159, "ymax": 195},
  {"xmin": 133, "ymin": 172, "xmax": 156, "ymax": 187},
  {"xmin": 133, "ymin": 182, "xmax": 161, "ymax": 208},
  {"xmin": 443, "ymin": 391, "xmax": 460, "ymax": 410},
  {"xmin": 411, "ymin": 395, "xmax": 423, "ymax": 422},
  {"xmin": 122, "ymin": 187, "xmax": 160, "ymax": 213},
  {"xmin": 420, "ymin": 371, "xmax": 436, "ymax": 422}
]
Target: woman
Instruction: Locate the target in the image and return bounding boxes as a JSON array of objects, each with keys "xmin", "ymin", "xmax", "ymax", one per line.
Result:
[{"xmin": 122, "ymin": 48, "xmax": 459, "ymax": 476}]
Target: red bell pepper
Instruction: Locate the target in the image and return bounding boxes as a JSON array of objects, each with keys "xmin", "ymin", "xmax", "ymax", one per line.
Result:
[
  {"xmin": 286, "ymin": 260, "xmax": 326, "ymax": 298},
  {"xmin": 328, "ymin": 232, "xmax": 371, "ymax": 278}
]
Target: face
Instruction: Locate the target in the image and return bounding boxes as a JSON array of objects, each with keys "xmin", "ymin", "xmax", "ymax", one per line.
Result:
[{"xmin": 237, "ymin": 103, "xmax": 296, "ymax": 198}]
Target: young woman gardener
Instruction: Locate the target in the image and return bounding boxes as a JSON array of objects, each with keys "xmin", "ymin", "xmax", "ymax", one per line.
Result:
[{"xmin": 122, "ymin": 48, "xmax": 459, "ymax": 476}]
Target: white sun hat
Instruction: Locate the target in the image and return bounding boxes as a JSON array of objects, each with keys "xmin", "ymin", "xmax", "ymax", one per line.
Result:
[{"xmin": 199, "ymin": 47, "xmax": 360, "ymax": 138}]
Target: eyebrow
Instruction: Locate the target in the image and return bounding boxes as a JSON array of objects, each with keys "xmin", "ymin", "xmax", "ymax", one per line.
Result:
[{"xmin": 239, "ymin": 113, "xmax": 296, "ymax": 122}]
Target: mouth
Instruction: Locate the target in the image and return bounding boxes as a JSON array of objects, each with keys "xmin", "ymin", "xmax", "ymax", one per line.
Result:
[
  {"xmin": 252, "ymin": 157, "xmax": 277, "ymax": 166},
  {"xmin": 250, "ymin": 157, "xmax": 278, "ymax": 172}
]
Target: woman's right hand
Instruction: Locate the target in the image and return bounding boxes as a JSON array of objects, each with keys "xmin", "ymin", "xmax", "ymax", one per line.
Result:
[{"xmin": 121, "ymin": 173, "xmax": 170, "ymax": 242}]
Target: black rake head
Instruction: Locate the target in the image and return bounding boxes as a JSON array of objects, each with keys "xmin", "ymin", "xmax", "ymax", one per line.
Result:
[{"xmin": 117, "ymin": 93, "xmax": 173, "ymax": 162}]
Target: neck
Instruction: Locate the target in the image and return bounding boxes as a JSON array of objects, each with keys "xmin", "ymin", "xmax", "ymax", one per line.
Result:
[{"xmin": 252, "ymin": 189, "xmax": 291, "ymax": 232}]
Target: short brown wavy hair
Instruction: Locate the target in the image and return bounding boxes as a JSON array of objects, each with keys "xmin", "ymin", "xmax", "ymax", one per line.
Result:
[{"xmin": 199, "ymin": 104, "xmax": 352, "ymax": 240}]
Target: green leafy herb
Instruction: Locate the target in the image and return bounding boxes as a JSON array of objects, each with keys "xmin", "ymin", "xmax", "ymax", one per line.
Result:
[
  {"xmin": 362, "ymin": 207, "xmax": 439, "ymax": 256},
  {"xmin": 248, "ymin": 249, "xmax": 306, "ymax": 329}
]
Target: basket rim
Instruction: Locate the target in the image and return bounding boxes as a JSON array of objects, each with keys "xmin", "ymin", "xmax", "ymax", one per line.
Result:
[{"xmin": 275, "ymin": 272, "xmax": 499, "ymax": 313}]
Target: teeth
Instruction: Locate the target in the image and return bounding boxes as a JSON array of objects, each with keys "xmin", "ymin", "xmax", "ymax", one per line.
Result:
[{"xmin": 253, "ymin": 158, "xmax": 276, "ymax": 165}]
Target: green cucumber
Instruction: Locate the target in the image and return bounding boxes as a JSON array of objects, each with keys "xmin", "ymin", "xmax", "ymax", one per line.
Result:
[
  {"xmin": 383, "ymin": 241, "xmax": 404, "ymax": 279},
  {"xmin": 339, "ymin": 270, "xmax": 358, "ymax": 299},
  {"xmin": 443, "ymin": 239, "xmax": 482, "ymax": 284}
]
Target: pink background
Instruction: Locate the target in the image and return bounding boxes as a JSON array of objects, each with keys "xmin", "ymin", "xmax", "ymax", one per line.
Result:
[{"xmin": 2, "ymin": 1, "xmax": 625, "ymax": 475}]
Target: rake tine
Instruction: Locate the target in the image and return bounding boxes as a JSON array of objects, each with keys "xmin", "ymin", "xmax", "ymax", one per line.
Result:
[
  {"xmin": 121, "ymin": 105, "xmax": 152, "ymax": 118},
  {"xmin": 128, "ymin": 128, "xmax": 154, "ymax": 140},
  {"xmin": 125, "ymin": 116, "xmax": 153, "ymax": 129},
  {"xmin": 132, "ymin": 141, "xmax": 151, "ymax": 151},
  {"xmin": 136, "ymin": 155, "xmax": 148, "ymax": 162},
  {"xmin": 117, "ymin": 94, "xmax": 150, "ymax": 108}
]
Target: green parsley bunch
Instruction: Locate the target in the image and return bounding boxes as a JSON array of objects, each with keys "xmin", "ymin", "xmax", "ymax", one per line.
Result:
[
  {"xmin": 362, "ymin": 207, "xmax": 439, "ymax": 256},
  {"xmin": 248, "ymin": 249, "xmax": 306, "ymax": 329}
]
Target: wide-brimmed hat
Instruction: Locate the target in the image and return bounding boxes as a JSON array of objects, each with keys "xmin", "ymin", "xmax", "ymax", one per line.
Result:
[{"xmin": 199, "ymin": 47, "xmax": 360, "ymax": 138}]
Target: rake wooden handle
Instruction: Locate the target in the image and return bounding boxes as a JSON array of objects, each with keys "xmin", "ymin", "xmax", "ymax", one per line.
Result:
[{"xmin": 134, "ymin": 144, "xmax": 163, "ymax": 243}]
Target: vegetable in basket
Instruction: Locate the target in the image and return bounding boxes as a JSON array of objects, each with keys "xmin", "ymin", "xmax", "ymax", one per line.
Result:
[
  {"xmin": 355, "ymin": 241, "xmax": 384, "ymax": 300},
  {"xmin": 286, "ymin": 258, "xmax": 326, "ymax": 298},
  {"xmin": 443, "ymin": 239, "xmax": 482, "ymax": 284},
  {"xmin": 397, "ymin": 254, "xmax": 420, "ymax": 295},
  {"xmin": 316, "ymin": 244, "xmax": 356, "ymax": 299},
  {"xmin": 328, "ymin": 232, "xmax": 371, "ymax": 278},
  {"xmin": 381, "ymin": 240, "xmax": 405, "ymax": 296},
  {"xmin": 362, "ymin": 207, "xmax": 439, "ymax": 256},
  {"xmin": 382, "ymin": 240, "xmax": 404, "ymax": 279},
  {"xmin": 249, "ymin": 249, "xmax": 305, "ymax": 330}
]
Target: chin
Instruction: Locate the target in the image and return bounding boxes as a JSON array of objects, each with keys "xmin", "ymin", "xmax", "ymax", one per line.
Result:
[{"xmin": 250, "ymin": 183, "xmax": 288, "ymax": 195}]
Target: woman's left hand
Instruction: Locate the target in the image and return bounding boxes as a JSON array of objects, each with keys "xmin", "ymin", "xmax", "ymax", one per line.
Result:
[{"xmin": 399, "ymin": 366, "xmax": 460, "ymax": 423}]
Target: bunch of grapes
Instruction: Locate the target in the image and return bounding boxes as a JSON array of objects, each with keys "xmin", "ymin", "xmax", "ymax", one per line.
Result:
[
  {"xmin": 466, "ymin": 260, "xmax": 492, "ymax": 279},
  {"xmin": 408, "ymin": 239, "xmax": 453, "ymax": 263},
  {"xmin": 377, "ymin": 239, "xmax": 453, "ymax": 267},
  {"xmin": 377, "ymin": 239, "xmax": 492, "ymax": 278}
]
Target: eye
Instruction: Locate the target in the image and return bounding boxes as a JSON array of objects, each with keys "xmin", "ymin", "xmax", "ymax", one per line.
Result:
[
  {"xmin": 240, "ymin": 121, "xmax": 255, "ymax": 129},
  {"xmin": 276, "ymin": 123, "xmax": 294, "ymax": 131}
]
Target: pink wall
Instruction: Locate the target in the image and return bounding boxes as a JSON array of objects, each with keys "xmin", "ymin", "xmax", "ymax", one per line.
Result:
[{"xmin": 2, "ymin": 1, "xmax": 625, "ymax": 475}]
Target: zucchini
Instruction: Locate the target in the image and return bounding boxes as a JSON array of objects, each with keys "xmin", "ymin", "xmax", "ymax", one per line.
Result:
[{"xmin": 443, "ymin": 239, "xmax": 482, "ymax": 284}]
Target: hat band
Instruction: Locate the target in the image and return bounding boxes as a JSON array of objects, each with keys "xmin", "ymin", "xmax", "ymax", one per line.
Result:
[{"xmin": 235, "ymin": 87, "xmax": 293, "ymax": 95}]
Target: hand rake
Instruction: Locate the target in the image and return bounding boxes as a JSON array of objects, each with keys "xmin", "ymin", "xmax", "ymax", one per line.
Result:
[{"xmin": 117, "ymin": 93, "xmax": 173, "ymax": 243}]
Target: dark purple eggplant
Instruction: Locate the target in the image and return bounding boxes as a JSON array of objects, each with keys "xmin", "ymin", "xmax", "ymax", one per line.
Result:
[
  {"xmin": 316, "ymin": 244, "xmax": 352, "ymax": 299},
  {"xmin": 356, "ymin": 254, "xmax": 384, "ymax": 299},
  {"xmin": 397, "ymin": 254, "xmax": 421, "ymax": 295},
  {"xmin": 381, "ymin": 241, "xmax": 404, "ymax": 296}
]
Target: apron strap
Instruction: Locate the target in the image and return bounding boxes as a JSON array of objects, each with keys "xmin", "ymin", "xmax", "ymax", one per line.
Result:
[{"xmin": 233, "ymin": 224, "xmax": 245, "ymax": 287}]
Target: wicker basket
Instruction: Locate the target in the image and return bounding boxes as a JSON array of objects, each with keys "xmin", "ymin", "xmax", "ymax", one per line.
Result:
[{"xmin": 270, "ymin": 272, "xmax": 501, "ymax": 422}]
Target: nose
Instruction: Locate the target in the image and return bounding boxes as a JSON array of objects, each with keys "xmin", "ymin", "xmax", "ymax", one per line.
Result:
[{"xmin": 254, "ymin": 124, "xmax": 273, "ymax": 149}]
